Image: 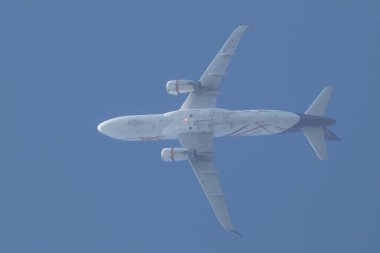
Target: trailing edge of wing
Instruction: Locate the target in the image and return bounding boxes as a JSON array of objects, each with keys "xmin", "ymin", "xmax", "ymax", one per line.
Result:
[
  {"xmin": 178, "ymin": 132, "xmax": 236, "ymax": 233},
  {"xmin": 198, "ymin": 26, "xmax": 248, "ymax": 89}
]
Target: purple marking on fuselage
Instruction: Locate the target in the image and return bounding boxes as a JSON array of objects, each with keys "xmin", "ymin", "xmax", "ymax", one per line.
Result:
[
  {"xmin": 233, "ymin": 122, "xmax": 273, "ymax": 136},
  {"xmin": 224, "ymin": 124, "xmax": 250, "ymax": 137},
  {"xmin": 274, "ymin": 125, "xmax": 286, "ymax": 132},
  {"xmin": 256, "ymin": 121, "xmax": 274, "ymax": 134}
]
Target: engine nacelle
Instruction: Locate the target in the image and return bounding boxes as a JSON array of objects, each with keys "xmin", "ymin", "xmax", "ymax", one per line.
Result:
[
  {"xmin": 161, "ymin": 147, "xmax": 191, "ymax": 162},
  {"xmin": 166, "ymin": 80, "xmax": 201, "ymax": 95}
]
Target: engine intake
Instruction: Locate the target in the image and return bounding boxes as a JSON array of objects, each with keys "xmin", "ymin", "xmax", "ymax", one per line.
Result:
[
  {"xmin": 166, "ymin": 80, "xmax": 201, "ymax": 95},
  {"xmin": 161, "ymin": 147, "xmax": 192, "ymax": 161}
]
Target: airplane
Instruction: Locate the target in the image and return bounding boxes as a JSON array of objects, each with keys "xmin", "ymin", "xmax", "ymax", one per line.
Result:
[{"xmin": 97, "ymin": 26, "xmax": 339, "ymax": 235}]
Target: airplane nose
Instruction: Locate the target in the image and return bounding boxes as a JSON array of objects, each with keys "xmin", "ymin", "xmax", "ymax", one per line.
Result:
[
  {"xmin": 97, "ymin": 117, "xmax": 134, "ymax": 140},
  {"xmin": 97, "ymin": 121, "xmax": 109, "ymax": 135},
  {"xmin": 97, "ymin": 118, "xmax": 127, "ymax": 140},
  {"xmin": 97, "ymin": 122, "xmax": 103, "ymax": 133}
]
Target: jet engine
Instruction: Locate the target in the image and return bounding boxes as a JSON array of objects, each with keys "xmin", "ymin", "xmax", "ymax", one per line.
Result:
[
  {"xmin": 166, "ymin": 80, "xmax": 201, "ymax": 95},
  {"xmin": 161, "ymin": 147, "xmax": 191, "ymax": 161}
]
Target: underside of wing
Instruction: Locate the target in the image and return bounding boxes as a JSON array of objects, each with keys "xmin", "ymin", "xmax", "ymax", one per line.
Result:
[
  {"xmin": 180, "ymin": 26, "xmax": 249, "ymax": 110},
  {"xmin": 178, "ymin": 132, "xmax": 238, "ymax": 233}
]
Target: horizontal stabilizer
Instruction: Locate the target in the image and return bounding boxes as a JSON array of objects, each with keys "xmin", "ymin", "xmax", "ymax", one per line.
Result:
[
  {"xmin": 231, "ymin": 230, "xmax": 243, "ymax": 237},
  {"xmin": 323, "ymin": 127, "xmax": 340, "ymax": 141},
  {"xmin": 302, "ymin": 127, "xmax": 328, "ymax": 160},
  {"xmin": 305, "ymin": 87, "xmax": 333, "ymax": 116}
]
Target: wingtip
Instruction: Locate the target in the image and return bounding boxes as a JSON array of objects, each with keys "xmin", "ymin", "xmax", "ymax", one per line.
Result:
[
  {"xmin": 231, "ymin": 230, "xmax": 243, "ymax": 237},
  {"xmin": 238, "ymin": 25, "xmax": 255, "ymax": 31}
]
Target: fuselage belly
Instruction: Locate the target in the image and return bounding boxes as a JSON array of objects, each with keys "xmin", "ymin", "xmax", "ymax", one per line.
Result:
[{"xmin": 97, "ymin": 108, "xmax": 300, "ymax": 141}]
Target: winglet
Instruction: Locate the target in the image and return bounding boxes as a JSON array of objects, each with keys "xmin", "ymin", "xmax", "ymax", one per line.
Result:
[{"xmin": 231, "ymin": 230, "xmax": 243, "ymax": 237}]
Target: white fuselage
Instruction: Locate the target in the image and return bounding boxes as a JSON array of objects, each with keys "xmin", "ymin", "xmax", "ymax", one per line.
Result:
[{"xmin": 97, "ymin": 108, "xmax": 300, "ymax": 141}]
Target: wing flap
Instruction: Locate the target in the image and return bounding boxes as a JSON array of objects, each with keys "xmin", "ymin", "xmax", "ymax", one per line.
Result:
[
  {"xmin": 199, "ymin": 26, "xmax": 248, "ymax": 89},
  {"xmin": 180, "ymin": 26, "xmax": 249, "ymax": 110},
  {"xmin": 188, "ymin": 156, "xmax": 234, "ymax": 232},
  {"xmin": 178, "ymin": 132, "xmax": 236, "ymax": 232}
]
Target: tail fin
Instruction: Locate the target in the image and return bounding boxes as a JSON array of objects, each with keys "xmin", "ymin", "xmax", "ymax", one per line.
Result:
[{"xmin": 302, "ymin": 87, "xmax": 334, "ymax": 160}]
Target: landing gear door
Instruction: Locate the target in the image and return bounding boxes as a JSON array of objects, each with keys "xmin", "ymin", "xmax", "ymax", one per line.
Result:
[{"xmin": 188, "ymin": 110, "xmax": 212, "ymax": 132}]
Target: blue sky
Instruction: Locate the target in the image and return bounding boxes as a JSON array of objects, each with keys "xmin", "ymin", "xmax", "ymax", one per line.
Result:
[{"xmin": 1, "ymin": 0, "xmax": 379, "ymax": 252}]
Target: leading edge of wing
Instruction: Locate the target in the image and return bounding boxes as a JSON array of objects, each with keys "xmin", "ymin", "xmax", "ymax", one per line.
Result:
[{"xmin": 180, "ymin": 26, "xmax": 249, "ymax": 110}]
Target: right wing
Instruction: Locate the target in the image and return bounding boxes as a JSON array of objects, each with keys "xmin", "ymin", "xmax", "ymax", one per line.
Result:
[
  {"xmin": 178, "ymin": 132, "xmax": 240, "ymax": 235},
  {"xmin": 180, "ymin": 26, "xmax": 249, "ymax": 110}
]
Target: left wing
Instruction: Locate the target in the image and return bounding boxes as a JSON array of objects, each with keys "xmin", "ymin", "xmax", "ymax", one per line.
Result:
[
  {"xmin": 178, "ymin": 132, "xmax": 240, "ymax": 234},
  {"xmin": 180, "ymin": 26, "xmax": 249, "ymax": 110}
]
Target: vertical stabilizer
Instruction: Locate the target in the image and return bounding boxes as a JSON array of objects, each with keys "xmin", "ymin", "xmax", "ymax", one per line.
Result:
[
  {"xmin": 305, "ymin": 86, "xmax": 333, "ymax": 116},
  {"xmin": 302, "ymin": 127, "xmax": 328, "ymax": 160}
]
